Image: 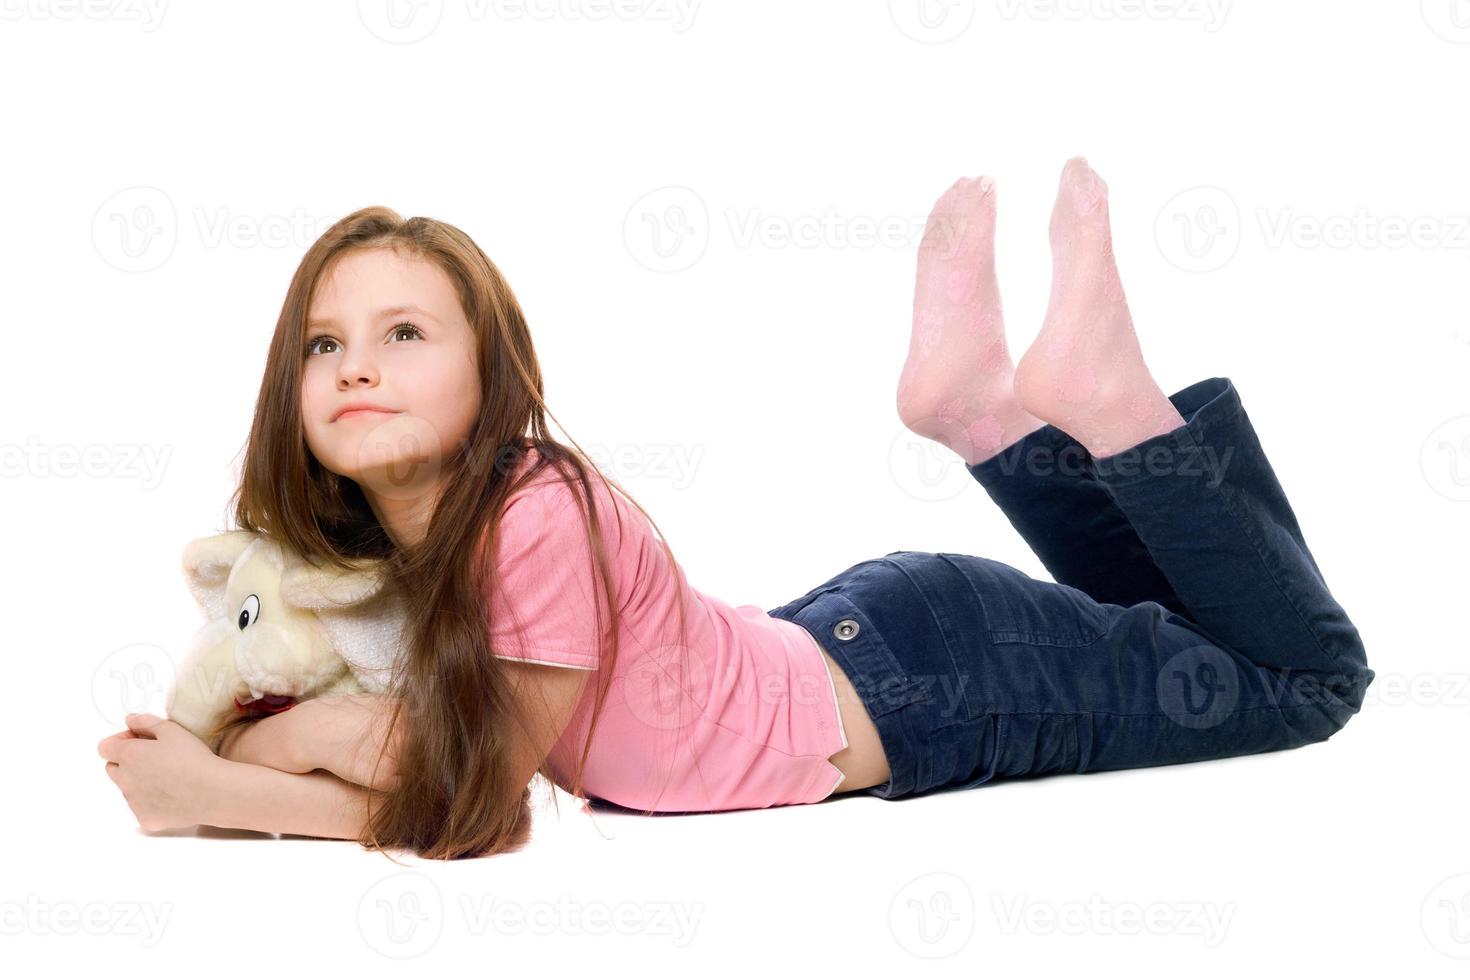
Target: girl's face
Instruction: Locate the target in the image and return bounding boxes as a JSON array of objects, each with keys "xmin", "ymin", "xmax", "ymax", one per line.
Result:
[{"xmin": 301, "ymin": 246, "xmax": 482, "ymax": 504}]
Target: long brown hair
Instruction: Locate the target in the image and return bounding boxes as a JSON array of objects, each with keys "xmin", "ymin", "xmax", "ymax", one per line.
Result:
[{"xmin": 228, "ymin": 206, "xmax": 691, "ymax": 859}]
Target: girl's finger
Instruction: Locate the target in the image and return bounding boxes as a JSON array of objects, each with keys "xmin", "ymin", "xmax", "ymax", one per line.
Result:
[{"xmin": 125, "ymin": 713, "xmax": 164, "ymax": 736}]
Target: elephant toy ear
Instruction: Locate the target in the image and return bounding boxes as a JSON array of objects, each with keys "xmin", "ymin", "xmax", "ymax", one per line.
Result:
[
  {"xmin": 181, "ymin": 530, "xmax": 261, "ymax": 622},
  {"xmin": 278, "ymin": 556, "xmax": 390, "ymax": 609},
  {"xmin": 280, "ymin": 554, "xmax": 410, "ymax": 693}
]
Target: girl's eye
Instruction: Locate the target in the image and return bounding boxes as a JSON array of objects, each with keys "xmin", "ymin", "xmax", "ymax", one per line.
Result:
[
  {"xmin": 390, "ymin": 322, "xmax": 425, "ymax": 343},
  {"xmin": 304, "ymin": 322, "xmax": 423, "ymax": 357},
  {"xmin": 304, "ymin": 336, "xmax": 338, "ymax": 357}
]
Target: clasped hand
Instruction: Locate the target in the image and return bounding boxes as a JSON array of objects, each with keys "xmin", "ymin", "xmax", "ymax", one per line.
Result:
[{"xmin": 97, "ymin": 713, "xmax": 224, "ymax": 833}]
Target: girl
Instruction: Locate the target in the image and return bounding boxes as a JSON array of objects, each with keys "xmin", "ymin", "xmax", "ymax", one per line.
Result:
[{"xmin": 100, "ymin": 158, "xmax": 1373, "ymax": 861}]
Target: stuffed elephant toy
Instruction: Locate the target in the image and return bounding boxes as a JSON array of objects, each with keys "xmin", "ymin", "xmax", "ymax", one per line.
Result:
[{"xmin": 164, "ymin": 530, "xmax": 410, "ymax": 752}]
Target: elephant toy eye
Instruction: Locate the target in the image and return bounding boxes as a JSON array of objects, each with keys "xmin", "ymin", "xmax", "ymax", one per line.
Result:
[{"xmin": 237, "ymin": 594, "xmax": 261, "ymax": 631}]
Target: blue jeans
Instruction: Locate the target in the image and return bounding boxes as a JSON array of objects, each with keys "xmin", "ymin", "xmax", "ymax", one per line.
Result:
[{"xmin": 767, "ymin": 377, "xmax": 1374, "ymax": 799}]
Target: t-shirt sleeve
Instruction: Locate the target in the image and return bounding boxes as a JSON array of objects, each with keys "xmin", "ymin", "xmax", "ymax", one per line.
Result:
[{"xmin": 483, "ymin": 476, "xmax": 612, "ymax": 671}]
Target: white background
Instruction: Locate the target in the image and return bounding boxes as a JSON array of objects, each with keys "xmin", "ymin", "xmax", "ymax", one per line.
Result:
[{"xmin": 4, "ymin": 0, "xmax": 1468, "ymax": 974}]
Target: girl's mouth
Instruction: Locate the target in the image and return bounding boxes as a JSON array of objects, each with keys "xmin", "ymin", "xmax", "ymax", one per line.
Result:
[{"xmin": 234, "ymin": 694, "xmax": 298, "ymax": 719}]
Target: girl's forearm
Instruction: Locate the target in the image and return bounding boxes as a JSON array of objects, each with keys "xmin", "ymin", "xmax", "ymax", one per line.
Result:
[
  {"xmin": 216, "ymin": 694, "xmax": 403, "ymax": 792},
  {"xmin": 217, "ymin": 711, "xmax": 310, "ymax": 773},
  {"xmin": 205, "ymin": 758, "xmax": 376, "ymax": 840},
  {"xmin": 298, "ymin": 694, "xmax": 405, "ymax": 793}
]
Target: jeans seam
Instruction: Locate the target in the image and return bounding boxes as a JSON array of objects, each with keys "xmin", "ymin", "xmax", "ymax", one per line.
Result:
[
  {"xmin": 928, "ymin": 698, "xmax": 1346, "ymax": 732},
  {"xmin": 880, "ymin": 554, "xmax": 957, "ymax": 670},
  {"xmin": 903, "ymin": 555, "xmax": 983, "ymax": 701},
  {"xmin": 936, "ymin": 552, "xmax": 1106, "ymax": 648},
  {"xmin": 1173, "ymin": 414, "xmax": 1343, "ymax": 675}
]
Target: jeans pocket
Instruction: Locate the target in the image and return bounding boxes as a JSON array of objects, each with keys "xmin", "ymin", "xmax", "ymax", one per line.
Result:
[{"xmin": 939, "ymin": 552, "xmax": 1111, "ymax": 648}]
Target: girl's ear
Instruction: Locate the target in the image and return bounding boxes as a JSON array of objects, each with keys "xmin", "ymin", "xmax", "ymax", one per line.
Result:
[{"xmin": 181, "ymin": 530, "xmax": 261, "ymax": 622}]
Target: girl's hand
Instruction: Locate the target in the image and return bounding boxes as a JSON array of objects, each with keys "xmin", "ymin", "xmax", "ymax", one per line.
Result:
[{"xmin": 97, "ymin": 713, "xmax": 226, "ymax": 832}]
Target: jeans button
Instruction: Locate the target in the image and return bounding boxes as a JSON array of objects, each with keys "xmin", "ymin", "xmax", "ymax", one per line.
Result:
[{"xmin": 833, "ymin": 619, "xmax": 860, "ymax": 641}]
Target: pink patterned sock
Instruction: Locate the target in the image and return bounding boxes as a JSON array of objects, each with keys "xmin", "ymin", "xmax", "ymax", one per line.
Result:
[
  {"xmin": 896, "ymin": 176, "xmax": 1044, "ymax": 465},
  {"xmin": 1013, "ymin": 157, "xmax": 1185, "ymax": 459}
]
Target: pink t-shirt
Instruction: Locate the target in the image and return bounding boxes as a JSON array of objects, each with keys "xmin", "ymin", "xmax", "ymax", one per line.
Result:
[{"xmin": 479, "ymin": 447, "xmax": 849, "ymax": 812}]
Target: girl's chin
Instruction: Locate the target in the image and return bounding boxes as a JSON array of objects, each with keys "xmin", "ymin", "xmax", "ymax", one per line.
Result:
[{"xmin": 345, "ymin": 458, "xmax": 447, "ymax": 502}]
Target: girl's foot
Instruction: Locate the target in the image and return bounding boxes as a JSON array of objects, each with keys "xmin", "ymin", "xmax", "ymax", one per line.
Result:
[
  {"xmin": 1012, "ymin": 157, "xmax": 1185, "ymax": 459},
  {"xmin": 896, "ymin": 176, "xmax": 1044, "ymax": 466}
]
